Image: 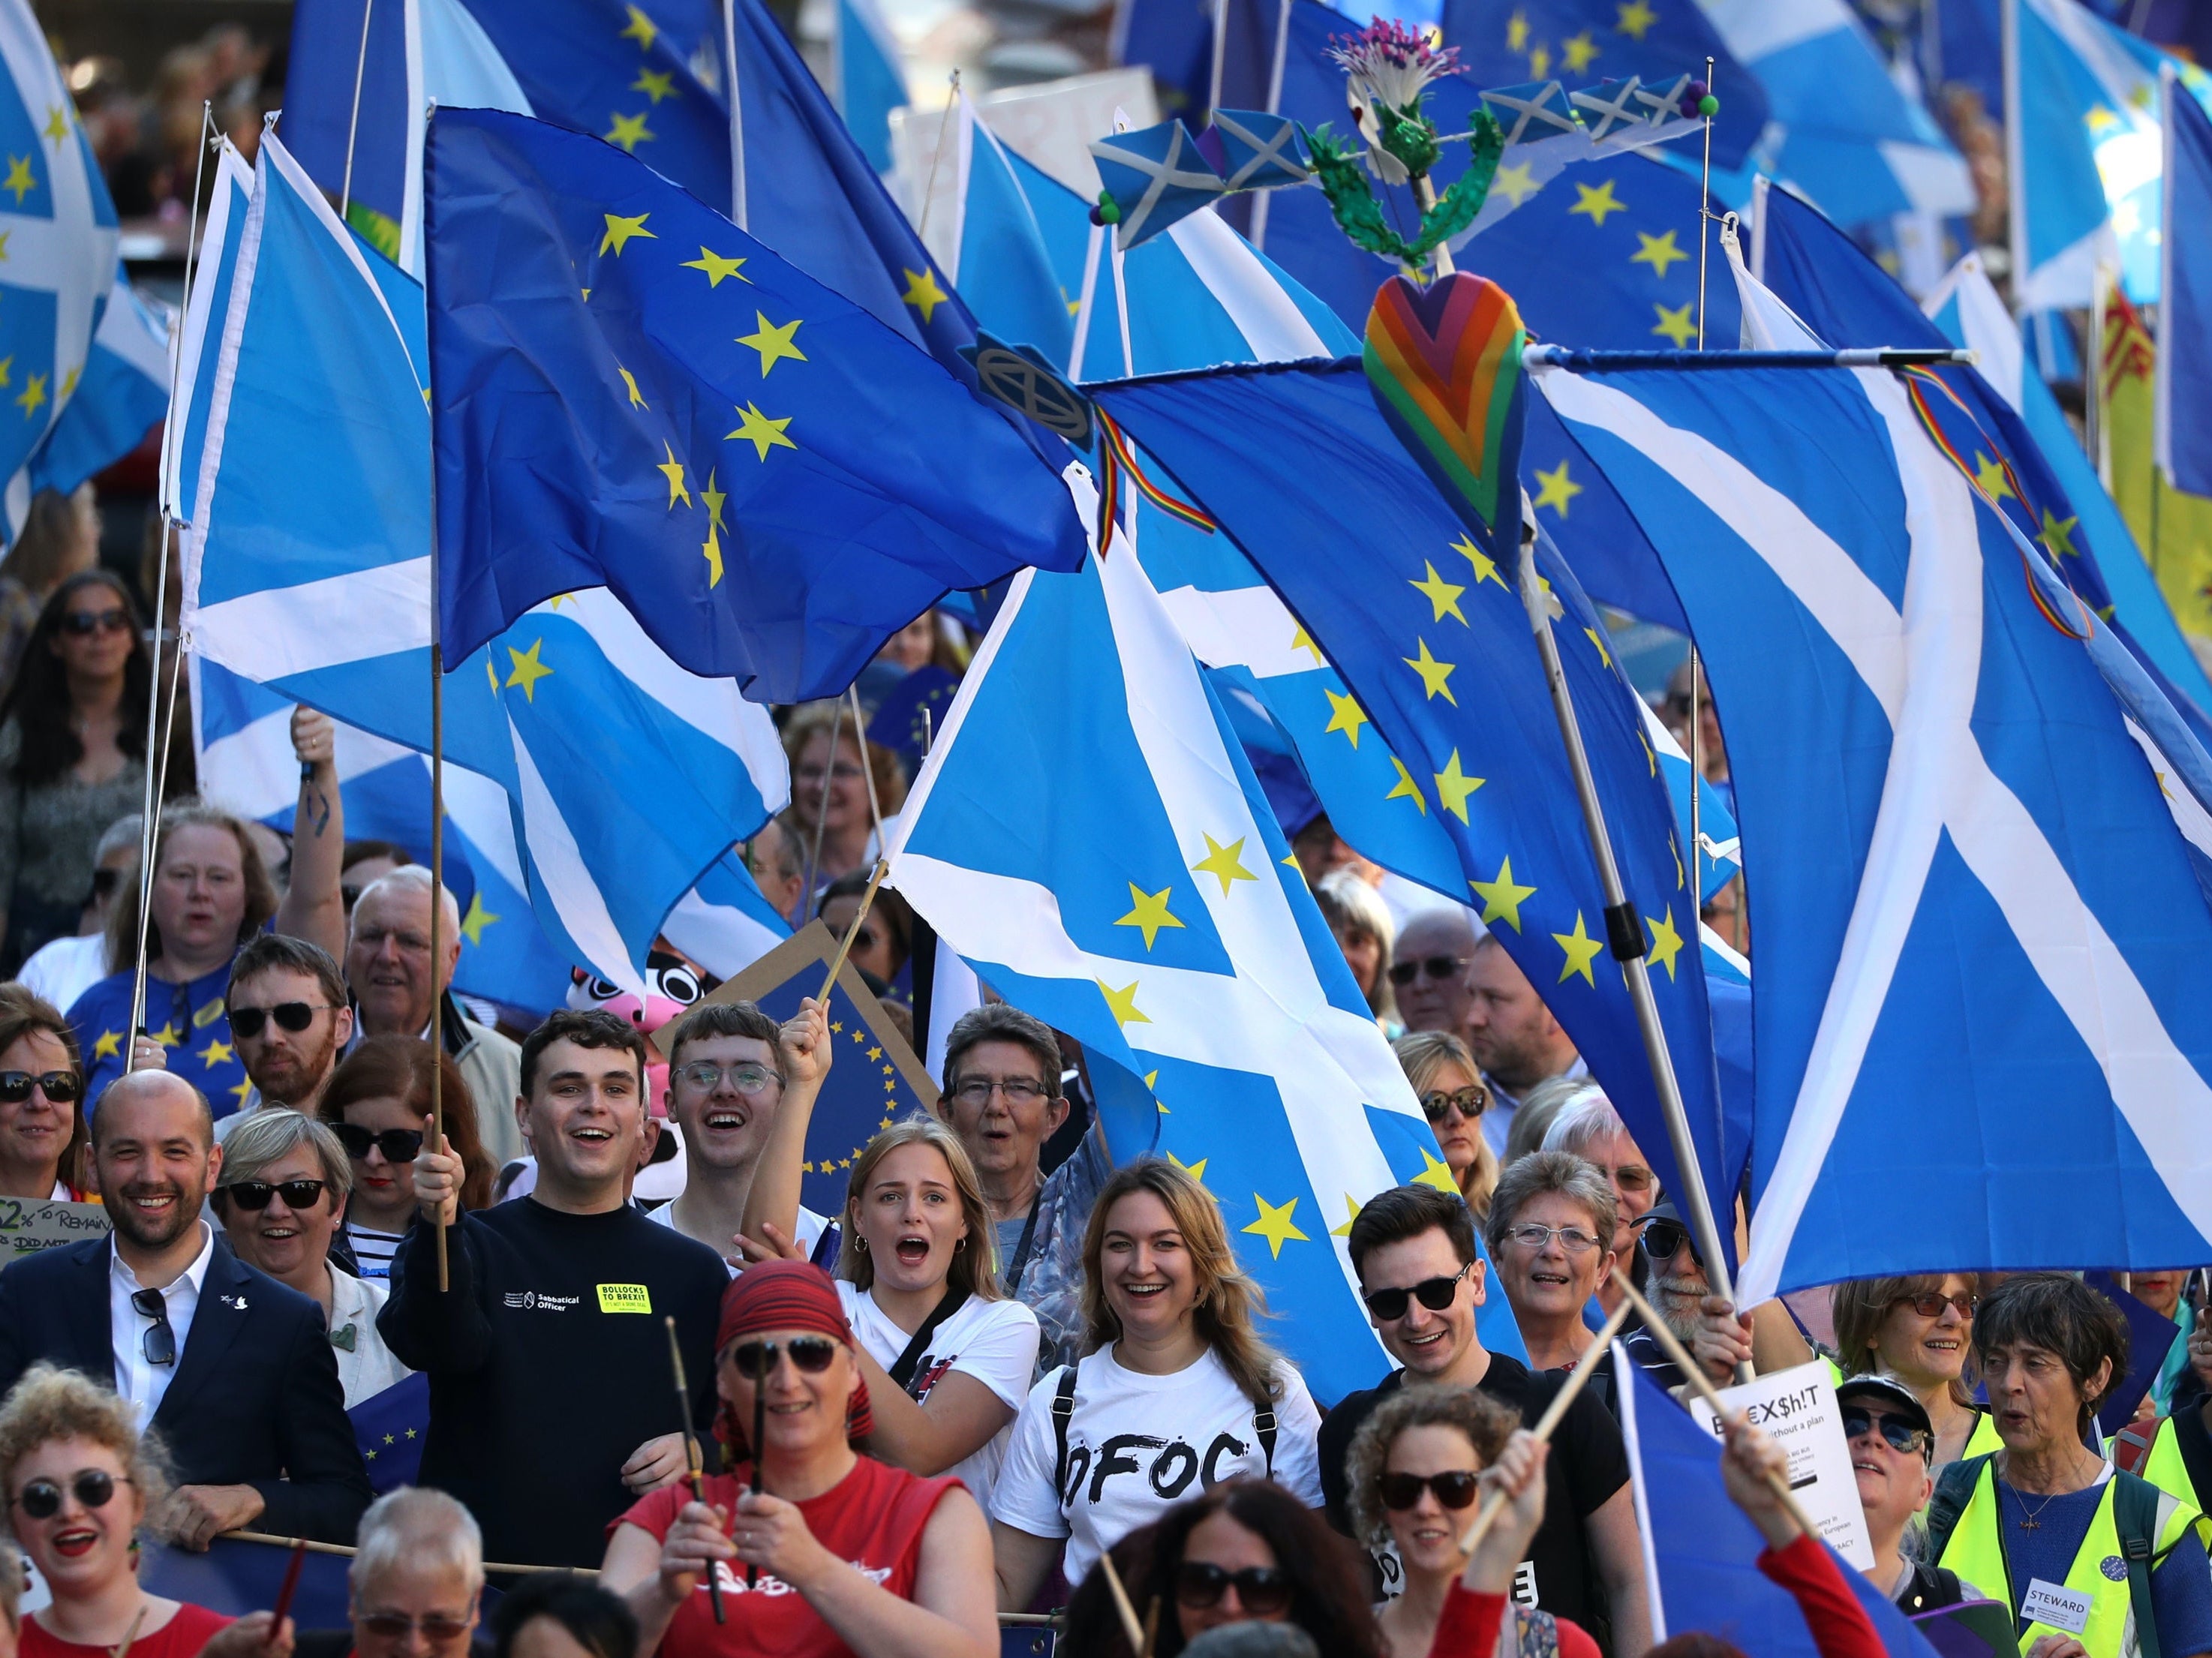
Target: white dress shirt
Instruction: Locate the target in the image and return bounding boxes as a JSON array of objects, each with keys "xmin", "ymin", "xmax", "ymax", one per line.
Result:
[{"xmin": 108, "ymin": 1224, "xmax": 215, "ymax": 1430}]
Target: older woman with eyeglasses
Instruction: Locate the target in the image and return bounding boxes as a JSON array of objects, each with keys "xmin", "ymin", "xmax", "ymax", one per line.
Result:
[
  {"xmin": 1831, "ymin": 1274, "xmax": 1993, "ymax": 1472},
  {"xmin": 1483, "ymin": 1153, "xmax": 1617, "ymax": 1374},
  {"xmin": 1392, "ymin": 1032, "xmax": 1495, "ymax": 1222},
  {"xmin": 0, "ymin": 1364, "xmax": 290, "ymax": 1658},
  {"xmin": 600, "ymin": 1260, "xmax": 996, "ymax": 1658}
]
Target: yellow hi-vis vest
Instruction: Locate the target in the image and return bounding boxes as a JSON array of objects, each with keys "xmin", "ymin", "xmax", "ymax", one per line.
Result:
[
  {"xmin": 1966, "ymin": 1410, "xmax": 2005, "ymax": 1458},
  {"xmin": 1933, "ymin": 1455, "xmax": 2205, "ymax": 1658}
]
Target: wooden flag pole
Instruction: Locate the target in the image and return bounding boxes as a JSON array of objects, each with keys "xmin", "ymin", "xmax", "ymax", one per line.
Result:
[
  {"xmin": 817, "ymin": 859, "xmax": 888, "ymax": 999},
  {"xmin": 665, "ymin": 1316, "xmax": 726, "ymax": 1624}
]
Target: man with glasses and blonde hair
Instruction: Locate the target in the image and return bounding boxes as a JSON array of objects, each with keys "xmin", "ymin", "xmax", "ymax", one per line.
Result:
[{"xmin": 326, "ymin": 1488, "xmax": 484, "ymax": 1658}]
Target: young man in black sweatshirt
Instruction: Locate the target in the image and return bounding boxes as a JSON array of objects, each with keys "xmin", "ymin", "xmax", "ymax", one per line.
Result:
[{"xmin": 379, "ymin": 1003, "xmax": 826, "ymax": 1567}]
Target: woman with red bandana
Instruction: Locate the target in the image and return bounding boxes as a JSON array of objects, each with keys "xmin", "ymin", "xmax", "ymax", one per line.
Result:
[{"xmin": 600, "ymin": 1261, "xmax": 997, "ymax": 1658}]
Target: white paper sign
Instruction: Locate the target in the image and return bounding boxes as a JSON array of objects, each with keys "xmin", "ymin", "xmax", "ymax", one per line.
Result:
[
  {"xmin": 1687, "ymin": 1359, "xmax": 1875, "ymax": 1570},
  {"xmin": 2021, "ymin": 1578, "xmax": 2094, "ymax": 1635}
]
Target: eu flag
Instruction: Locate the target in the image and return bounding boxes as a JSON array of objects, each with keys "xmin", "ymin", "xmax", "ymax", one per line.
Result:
[{"xmin": 425, "ymin": 109, "xmax": 1086, "ymax": 696}]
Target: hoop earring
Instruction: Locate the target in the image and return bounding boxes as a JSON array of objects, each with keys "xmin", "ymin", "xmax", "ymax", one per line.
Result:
[
  {"xmin": 955, "ymin": 1237, "xmax": 967, "ymax": 1251},
  {"xmin": 855, "ymin": 1236, "xmax": 868, "ymax": 1251}
]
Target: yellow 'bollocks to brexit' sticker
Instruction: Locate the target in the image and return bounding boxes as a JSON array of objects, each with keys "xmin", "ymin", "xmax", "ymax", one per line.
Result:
[{"xmin": 596, "ymin": 1284, "xmax": 652, "ymax": 1314}]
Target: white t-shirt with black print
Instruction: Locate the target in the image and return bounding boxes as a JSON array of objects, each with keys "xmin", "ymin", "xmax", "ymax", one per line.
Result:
[
  {"xmin": 990, "ymin": 1344, "xmax": 1323, "ymax": 1587},
  {"xmin": 836, "ymin": 1281, "xmax": 1040, "ymax": 1513}
]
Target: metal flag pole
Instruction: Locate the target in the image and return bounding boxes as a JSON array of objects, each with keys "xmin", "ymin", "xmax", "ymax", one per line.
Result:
[
  {"xmin": 340, "ymin": 0, "xmax": 376, "ymax": 217},
  {"xmin": 425, "ymin": 101, "xmax": 449, "ymax": 1292},
  {"xmin": 798, "ymin": 697, "xmax": 843, "ymax": 907},
  {"xmin": 1512, "ymin": 521, "xmax": 1745, "ymax": 1373},
  {"xmin": 1688, "ymin": 53, "xmax": 1715, "ymax": 907},
  {"xmin": 913, "ymin": 71, "xmax": 960, "ymax": 245},
  {"xmin": 1247, "ymin": 0, "xmax": 1294, "ymax": 254}
]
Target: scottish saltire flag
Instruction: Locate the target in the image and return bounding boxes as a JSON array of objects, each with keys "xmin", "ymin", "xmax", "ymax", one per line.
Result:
[
  {"xmin": 1098, "ymin": 365, "xmax": 1739, "ymax": 1245},
  {"xmin": 2157, "ymin": 65, "xmax": 2212, "ymax": 500},
  {"xmin": 889, "ymin": 481, "xmax": 1523, "ymax": 1401},
  {"xmin": 1615, "ymin": 1352, "xmax": 1945, "ymax": 1657},
  {"xmin": 425, "ymin": 108, "xmax": 1083, "ymax": 694},
  {"xmin": 660, "ymin": 851, "xmax": 790, "ymax": 981},
  {"xmin": 24, "ymin": 269, "xmax": 167, "ymax": 514},
  {"xmin": 1537, "ymin": 323, "xmax": 2212, "ymax": 1303},
  {"xmin": 1440, "ymin": 0, "xmax": 1768, "ymax": 167},
  {"xmin": 832, "ymin": 0, "xmax": 908, "ymax": 174},
  {"xmin": 182, "ymin": 132, "xmax": 790, "ymax": 995},
  {"xmin": 928, "ymin": 97, "xmax": 1071, "ymax": 368},
  {"xmin": 164, "ymin": 141, "xmax": 254, "ymax": 524}
]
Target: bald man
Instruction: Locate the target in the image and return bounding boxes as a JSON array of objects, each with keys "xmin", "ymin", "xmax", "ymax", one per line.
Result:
[{"xmin": 0, "ymin": 1071, "xmax": 371, "ymax": 1544}]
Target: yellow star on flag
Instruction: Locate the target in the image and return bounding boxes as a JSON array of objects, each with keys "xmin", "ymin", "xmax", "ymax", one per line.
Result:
[
  {"xmin": 197, "ymin": 1038, "xmax": 234, "ymax": 1067},
  {"xmin": 632, "ymin": 68, "xmax": 678, "ymax": 104},
  {"xmin": 1532, "ymin": 459, "xmax": 1582, "ymax": 516},
  {"xmin": 230, "ymin": 1078, "xmax": 254, "ymax": 1109},
  {"xmin": 727, "ymin": 402, "xmax": 796, "ymax": 460},
  {"xmin": 92, "ymin": 1030, "xmax": 121, "ymax": 1061},
  {"xmin": 1553, "ymin": 912, "xmax": 1603, "ymax": 986},
  {"xmin": 1490, "ymin": 160, "xmax": 1540, "ymax": 209},
  {"xmin": 1561, "ymin": 29, "xmax": 1599, "ymax": 71},
  {"xmin": 1097, "ymin": 978, "xmax": 1150, "ymax": 1028},
  {"xmin": 1331, "ymin": 1194, "xmax": 1362, "ymax": 1237},
  {"xmin": 1528, "ymin": 41, "xmax": 1551, "ymax": 76},
  {"xmin": 1115, "ymin": 884, "xmax": 1186, "ymax": 950},
  {"xmin": 737, "ymin": 312, "xmax": 807, "ymax": 374},
  {"xmin": 1452, "ymin": 533, "xmax": 1504, "ymax": 587},
  {"xmin": 1506, "ymin": 8, "xmax": 1528, "ymax": 49},
  {"xmin": 1411, "ymin": 1149, "xmax": 1459, "ymax": 1194},
  {"xmin": 1630, "ymin": 229, "xmax": 1688, "ymax": 278},
  {"xmin": 1470, "ymin": 856, "xmax": 1537, "ymax": 931},
  {"xmin": 618, "ymin": 365, "xmax": 648, "ymax": 409},
  {"xmin": 504, "ymin": 639, "xmax": 555, "ymax": 701},
  {"xmin": 1, "ymin": 157, "xmax": 32, "ymax": 204},
  {"xmin": 1409, "ymin": 560, "xmax": 1467, "ymax": 623},
  {"xmin": 1242, "ymin": 1194, "xmax": 1309, "ymax": 1258},
  {"xmin": 1168, "ymin": 1150, "xmax": 1208, "ymax": 1183},
  {"xmin": 1973, "ymin": 452, "xmax": 2014, "ymax": 500},
  {"xmin": 1323, "ymin": 686, "xmax": 1369, "ymax": 747},
  {"xmin": 1644, "ymin": 905, "xmax": 1684, "ymax": 980},
  {"xmin": 14, "ymin": 374, "xmax": 44, "ymax": 418},
  {"xmin": 657, "ymin": 442, "xmax": 690, "ymax": 508},
  {"xmin": 605, "ymin": 111, "xmax": 654, "ymax": 152},
  {"xmin": 1569, "ymin": 179, "xmax": 1625, "ymax": 226},
  {"xmin": 701, "ymin": 471, "xmax": 728, "ymax": 584},
  {"xmin": 59, "ymin": 365, "xmax": 76, "ymax": 400},
  {"xmin": 1192, "ymin": 834, "xmax": 1258, "ymax": 896},
  {"xmin": 1432, "ymin": 750, "xmax": 1484, "ymax": 823},
  {"xmin": 681, "ymin": 247, "xmax": 750, "ymax": 286},
  {"xmin": 152, "ymin": 1022, "xmax": 181, "ymax": 1048},
  {"xmin": 1386, "ymin": 755, "xmax": 1428, "ymax": 814},
  {"xmin": 1651, "ymin": 302, "xmax": 1697, "ymax": 347},
  {"xmin": 1615, "ymin": 0, "xmax": 1657, "ymax": 38},
  {"xmin": 1290, "ymin": 624, "xmax": 1326, "ymax": 667},
  {"xmin": 619, "ymin": 4, "xmax": 658, "ymax": 44},
  {"xmin": 42, "ymin": 107, "xmax": 66, "ymax": 144},
  {"xmin": 2038, "ymin": 510, "xmax": 2080, "ymax": 559},
  {"xmin": 1403, "ymin": 638, "xmax": 1458, "ymax": 704},
  {"xmin": 900, "ymin": 267, "xmax": 948, "ymax": 323},
  {"xmin": 1584, "ymin": 626, "xmax": 1612, "ymax": 668},
  {"xmin": 460, "ymin": 892, "xmax": 500, "ymax": 946},
  {"xmin": 599, "ymin": 212, "xmax": 654, "ymax": 256}
]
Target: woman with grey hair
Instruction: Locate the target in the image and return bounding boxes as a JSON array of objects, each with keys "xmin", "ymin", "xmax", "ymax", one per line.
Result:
[
  {"xmin": 1540, "ymin": 1090, "xmax": 1656, "ymax": 1318},
  {"xmin": 1314, "ymin": 870, "xmax": 1397, "ymax": 1030},
  {"xmin": 212, "ymin": 1110, "xmax": 411, "ymax": 1407},
  {"xmin": 1484, "ymin": 1152, "xmax": 1618, "ymax": 1373},
  {"xmin": 344, "ymin": 1488, "xmax": 483, "ymax": 1658}
]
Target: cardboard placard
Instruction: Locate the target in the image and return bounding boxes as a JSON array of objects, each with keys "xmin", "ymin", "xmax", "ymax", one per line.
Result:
[
  {"xmin": 0, "ymin": 1198, "xmax": 109, "ymax": 1266},
  {"xmin": 1687, "ymin": 1359, "xmax": 1875, "ymax": 1570}
]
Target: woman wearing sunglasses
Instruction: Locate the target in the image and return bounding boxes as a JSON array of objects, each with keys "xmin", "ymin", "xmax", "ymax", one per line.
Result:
[
  {"xmin": 600, "ymin": 1260, "xmax": 996, "ymax": 1658},
  {"xmin": 211, "ymin": 1110, "xmax": 412, "ymax": 1408},
  {"xmin": 0, "ymin": 989, "xmax": 88, "ymax": 1200},
  {"xmin": 0, "ymin": 572, "xmax": 149, "ymax": 977},
  {"xmin": 320, "ymin": 1038, "xmax": 494, "ymax": 1280},
  {"xmin": 1831, "ymin": 1274, "xmax": 1994, "ymax": 1473},
  {"xmin": 0, "ymin": 1363, "xmax": 290, "ymax": 1658},
  {"xmin": 1345, "ymin": 1389, "xmax": 1594, "ymax": 1658},
  {"xmin": 1392, "ymin": 1033, "xmax": 1495, "ymax": 1222}
]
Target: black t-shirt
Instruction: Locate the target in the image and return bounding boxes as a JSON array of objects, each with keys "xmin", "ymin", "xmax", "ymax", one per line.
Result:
[{"xmin": 1317, "ymin": 1354, "xmax": 1630, "ymax": 1626}]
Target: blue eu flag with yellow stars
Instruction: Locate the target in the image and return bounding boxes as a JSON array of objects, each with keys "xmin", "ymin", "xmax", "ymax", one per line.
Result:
[
  {"xmin": 1098, "ymin": 363, "xmax": 1741, "ymax": 1247},
  {"xmin": 424, "ymin": 108, "xmax": 1086, "ymax": 696}
]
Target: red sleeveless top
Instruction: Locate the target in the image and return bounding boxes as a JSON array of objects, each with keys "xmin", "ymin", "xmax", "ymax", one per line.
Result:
[{"xmin": 615, "ymin": 1457, "xmax": 961, "ymax": 1658}]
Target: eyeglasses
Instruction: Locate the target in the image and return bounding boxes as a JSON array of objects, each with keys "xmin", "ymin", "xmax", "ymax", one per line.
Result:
[
  {"xmin": 727, "ymin": 1335, "xmax": 839, "ymax": 1379},
  {"xmin": 792, "ymin": 761, "xmax": 865, "ymax": 785},
  {"xmin": 12, "ymin": 1470, "xmax": 128, "ymax": 1520},
  {"xmin": 128, "ymin": 1288, "xmax": 175, "ymax": 1367},
  {"xmin": 353, "ymin": 925, "xmax": 432, "ymax": 956},
  {"xmin": 1173, "ymin": 1562, "xmax": 1292, "ymax": 1615},
  {"xmin": 1378, "ymin": 1469, "xmax": 1481, "ymax": 1511},
  {"xmin": 1502, "ymin": 1223, "xmax": 1603, "ymax": 1254},
  {"xmin": 951, "ymin": 1077, "xmax": 1050, "ymax": 1107},
  {"xmin": 222, "ymin": 1179, "xmax": 329, "ymax": 1212},
  {"xmin": 1638, "ymin": 1219, "xmax": 1697, "ymax": 1264},
  {"xmin": 227, "ymin": 1002, "xmax": 338, "ymax": 1039},
  {"xmin": 1893, "ymin": 1290, "xmax": 1977, "ymax": 1320},
  {"xmin": 59, "ymin": 608, "xmax": 129, "ymax": 638},
  {"xmin": 677, "ymin": 1061, "xmax": 780, "ymax": 1095},
  {"xmin": 332, "ymin": 1124, "xmax": 425, "ymax": 1163},
  {"xmin": 1419, "ymin": 1086, "xmax": 1487, "ymax": 1123},
  {"xmin": 1362, "ymin": 1262, "xmax": 1471, "ymax": 1322},
  {"xmin": 0, "ymin": 1071, "xmax": 79, "ymax": 1104},
  {"xmin": 357, "ymin": 1614, "xmax": 475, "ymax": 1642},
  {"xmin": 1388, "ymin": 955, "xmax": 1469, "ymax": 988},
  {"xmin": 1841, "ymin": 1407, "xmax": 1931, "ymax": 1459}
]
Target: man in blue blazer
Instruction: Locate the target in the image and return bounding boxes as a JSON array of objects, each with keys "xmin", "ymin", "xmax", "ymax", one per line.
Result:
[{"xmin": 0, "ymin": 1071, "xmax": 372, "ymax": 1545}]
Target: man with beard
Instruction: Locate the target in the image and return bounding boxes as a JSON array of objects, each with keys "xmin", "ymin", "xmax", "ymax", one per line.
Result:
[
  {"xmin": 1619, "ymin": 1202, "xmax": 1807, "ymax": 1389},
  {"xmin": 0, "ymin": 1071, "xmax": 371, "ymax": 1544},
  {"xmin": 219, "ymin": 936, "xmax": 354, "ymax": 1139},
  {"xmin": 1461, "ymin": 935, "xmax": 1584, "ymax": 1157}
]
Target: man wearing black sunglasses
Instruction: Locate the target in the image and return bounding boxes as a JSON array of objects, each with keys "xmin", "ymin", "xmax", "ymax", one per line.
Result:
[
  {"xmin": 1315, "ymin": 1186, "xmax": 1650, "ymax": 1656},
  {"xmin": 222, "ymin": 935, "xmax": 354, "ymax": 1129},
  {"xmin": 0, "ymin": 1071, "xmax": 371, "ymax": 1546}
]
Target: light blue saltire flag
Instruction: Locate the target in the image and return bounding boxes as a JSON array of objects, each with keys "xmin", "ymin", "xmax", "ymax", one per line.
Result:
[
  {"xmin": 832, "ymin": 0, "xmax": 908, "ymax": 174},
  {"xmin": 23, "ymin": 267, "xmax": 169, "ymax": 515},
  {"xmin": 2157, "ymin": 63, "xmax": 2212, "ymax": 500},
  {"xmin": 2005, "ymin": 0, "xmax": 2212, "ymax": 309},
  {"xmin": 1537, "ymin": 278, "xmax": 2212, "ymax": 1305},
  {"xmin": 424, "ymin": 107, "xmax": 1084, "ymax": 695},
  {"xmin": 1615, "ymin": 1348, "xmax": 1947, "ymax": 1658},
  {"xmin": 180, "ymin": 131, "xmax": 790, "ymax": 995},
  {"xmin": 1754, "ymin": 175, "xmax": 2212, "ymax": 722},
  {"xmin": 1096, "ymin": 364, "xmax": 1742, "ymax": 1250},
  {"xmin": 887, "ymin": 476, "xmax": 1524, "ymax": 1402},
  {"xmin": 933, "ymin": 96, "xmax": 1072, "ymax": 368},
  {"xmin": 164, "ymin": 140, "xmax": 254, "ymax": 525}
]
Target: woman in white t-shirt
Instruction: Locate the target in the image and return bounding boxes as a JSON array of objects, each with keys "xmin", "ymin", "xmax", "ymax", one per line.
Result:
[{"xmin": 988, "ymin": 1158, "xmax": 1323, "ymax": 1608}]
